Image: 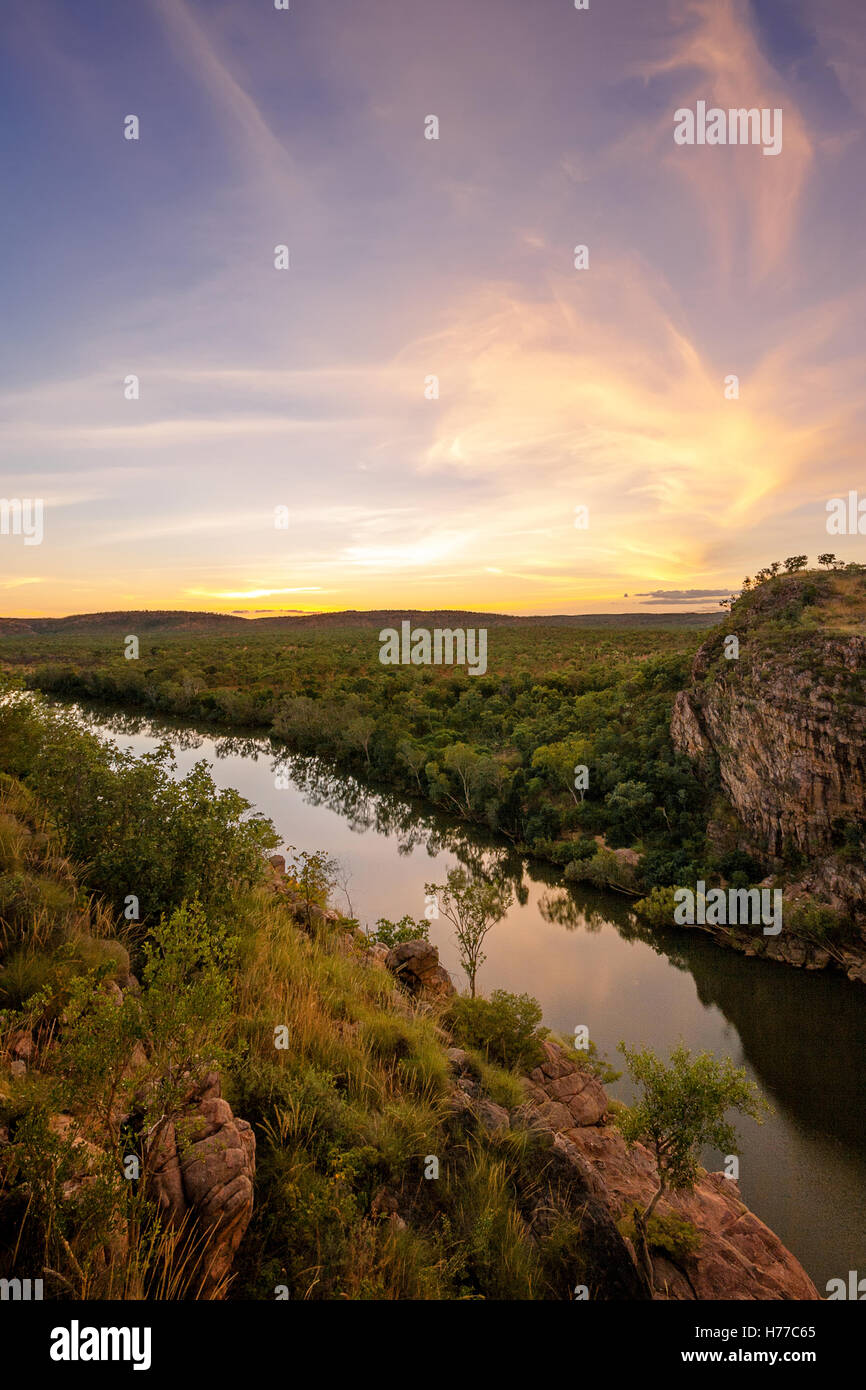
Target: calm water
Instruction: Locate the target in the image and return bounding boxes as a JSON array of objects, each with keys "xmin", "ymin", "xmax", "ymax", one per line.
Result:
[{"xmin": 60, "ymin": 701, "xmax": 866, "ymax": 1292}]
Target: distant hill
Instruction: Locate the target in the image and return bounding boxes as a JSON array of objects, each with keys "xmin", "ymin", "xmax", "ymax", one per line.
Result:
[
  {"xmin": 0, "ymin": 607, "xmax": 719, "ymax": 636},
  {"xmin": 0, "ymin": 610, "xmax": 249, "ymax": 636}
]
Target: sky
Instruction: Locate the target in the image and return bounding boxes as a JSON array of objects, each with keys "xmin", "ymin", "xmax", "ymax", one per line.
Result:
[{"xmin": 0, "ymin": 0, "xmax": 864, "ymax": 617}]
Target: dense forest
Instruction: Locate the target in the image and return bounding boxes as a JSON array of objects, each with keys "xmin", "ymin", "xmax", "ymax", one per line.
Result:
[
  {"xmin": 0, "ymin": 684, "xmax": 763, "ymax": 1300},
  {"xmin": 0, "ymin": 624, "xmax": 728, "ymax": 895}
]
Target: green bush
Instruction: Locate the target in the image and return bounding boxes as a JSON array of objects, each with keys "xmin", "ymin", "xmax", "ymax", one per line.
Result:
[
  {"xmin": 565, "ymin": 847, "xmax": 639, "ymax": 893},
  {"xmin": 371, "ymin": 915, "xmax": 429, "ymax": 948},
  {"xmin": 468, "ymin": 1052, "xmax": 527, "ymax": 1109},
  {"xmin": 0, "ymin": 948, "xmax": 58, "ymax": 1008},
  {"xmin": 446, "ymin": 990, "xmax": 549, "ymax": 1070},
  {"xmin": 618, "ymin": 1206, "xmax": 702, "ymax": 1261},
  {"xmin": 17, "ymin": 705, "xmax": 279, "ymax": 925},
  {"xmin": 633, "ymin": 885, "xmax": 677, "ymax": 928},
  {"xmin": 786, "ymin": 899, "xmax": 854, "ymax": 946}
]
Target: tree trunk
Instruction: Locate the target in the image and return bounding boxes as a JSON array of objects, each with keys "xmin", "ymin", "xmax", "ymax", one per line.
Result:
[
  {"xmin": 632, "ymin": 1205, "xmax": 655, "ymax": 1290},
  {"xmin": 643, "ymin": 1179, "xmax": 665, "ymax": 1222}
]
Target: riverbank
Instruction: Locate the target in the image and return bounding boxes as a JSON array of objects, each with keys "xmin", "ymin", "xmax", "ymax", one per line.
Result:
[
  {"xmin": 3, "ymin": 692, "xmax": 865, "ymax": 1290},
  {"xmin": 5, "ymin": 604, "xmax": 863, "ymax": 984},
  {"xmin": 0, "ymin": 703, "xmax": 820, "ymax": 1299}
]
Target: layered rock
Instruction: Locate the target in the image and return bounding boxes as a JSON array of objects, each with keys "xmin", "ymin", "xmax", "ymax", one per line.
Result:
[
  {"xmin": 514, "ymin": 1041, "xmax": 818, "ymax": 1301},
  {"xmin": 670, "ymin": 575, "xmax": 866, "ymax": 966},
  {"xmin": 384, "ymin": 939, "xmax": 456, "ymax": 1000},
  {"xmin": 670, "ymin": 646, "xmax": 866, "ymax": 864},
  {"xmin": 150, "ymin": 1072, "xmax": 255, "ymax": 1299}
]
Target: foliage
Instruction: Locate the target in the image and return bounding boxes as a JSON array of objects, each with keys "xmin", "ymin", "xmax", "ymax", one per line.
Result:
[
  {"xmin": 283, "ymin": 847, "xmax": 338, "ymax": 929},
  {"xmin": 617, "ymin": 1206, "xmax": 702, "ymax": 1262},
  {"xmin": 633, "ymin": 885, "xmax": 678, "ymax": 928},
  {"xmin": 0, "ymin": 622, "xmax": 716, "ymax": 885},
  {"xmin": 370, "ymin": 915, "xmax": 429, "ymax": 948},
  {"xmin": 617, "ymin": 1042, "xmax": 768, "ymax": 1219},
  {"xmin": 57, "ymin": 899, "xmax": 234, "ymax": 1159},
  {"xmin": 565, "ymin": 847, "xmax": 640, "ymax": 894},
  {"xmin": 0, "ymin": 696, "xmax": 277, "ymax": 924},
  {"xmin": 445, "ymin": 990, "xmax": 549, "ymax": 1069},
  {"xmin": 426, "ymin": 867, "xmax": 512, "ymax": 997}
]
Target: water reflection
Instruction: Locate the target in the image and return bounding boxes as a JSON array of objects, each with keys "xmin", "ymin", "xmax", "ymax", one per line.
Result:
[{"xmin": 49, "ymin": 697, "xmax": 866, "ymax": 1288}]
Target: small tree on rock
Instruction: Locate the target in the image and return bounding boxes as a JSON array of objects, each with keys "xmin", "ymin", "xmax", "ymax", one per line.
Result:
[
  {"xmin": 617, "ymin": 1042, "xmax": 767, "ymax": 1283},
  {"xmin": 426, "ymin": 867, "xmax": 512, "ymax": 997}
]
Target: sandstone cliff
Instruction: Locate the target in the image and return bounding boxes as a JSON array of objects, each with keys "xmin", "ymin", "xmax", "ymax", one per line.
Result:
[{"xmin": 670, "ymin": 569, "xmax": 866, "ymax": 975}]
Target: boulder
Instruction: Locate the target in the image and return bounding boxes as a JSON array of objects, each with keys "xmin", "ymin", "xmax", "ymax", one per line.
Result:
[
  {"xmin": 10, "ymin": 1029, "xmax": 34, "ymax": 1061},
  {"xmin": 384, "ymin": 940, "xmax": 455, "ymax": 1000},
  {"xmin": 149, "ymin": 1073, "xmax": 255, "ymax": 1299},
  {"xmin": 473, "ymin": 1097, "xmax": 510, "ymax": 1132}
]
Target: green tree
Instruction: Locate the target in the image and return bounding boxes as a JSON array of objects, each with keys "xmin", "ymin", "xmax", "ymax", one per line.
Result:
[
  {"xmin": 426, "ymin": 867, "xmax": 512, "ymax": 997},
  {"xmin": 618, "ymin": 1042, "xmax": 766, "ymax": 1222},
  {"xmin": 371, "ymin": 914, "xmax": 429, "ymax": 948},
  {"xmin": 285, "ymin": 847, "xmax": 338, "ymax": 929},
  {"xmin": 531, "ymin": 735, "xmax": 591, "ymax": 804},
  {"xmin": 396, "ymin": 739, "xmax": 428, "ymax": 791},
  {"xmin": 617, "ymin": 1042, "xmax": 767, "ymax": 1285},
  {"xmin": 604, "ymin": 779, "xmax": 655, "ymax": 839},
  {"xmin": 58, "ymin": 900, "xmax": 235, "ymax": 1162}
]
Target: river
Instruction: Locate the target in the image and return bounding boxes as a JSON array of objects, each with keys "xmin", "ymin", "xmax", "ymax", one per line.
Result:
[{"xmin": 60, "ymin": 700, "xmax": 866, "ymax": 1293}]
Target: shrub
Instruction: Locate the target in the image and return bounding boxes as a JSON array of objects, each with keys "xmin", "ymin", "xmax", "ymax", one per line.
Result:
[
  {"xmin": 633, "ymin": 885, "xmax": 677, "ymax": 929},
  {"xmin": 565, "ymin": 848, "xmax": 639, "ymax": 893},
  {"xmin": 446, "ymin": 990, "xmax": 549, "ymax": 1070},
  {"xmin": 468, "ymin": 1053, "xmax": 527, "ymax": 1109},
  {"xmin": 786, "ymin": 899, "xmax": 854, "ymax": 946},
  {"xmin": 618, "ymin": 1206, "xmax": 702, "ymax": 1261},
  {"xmin": 371, "ymin": 915, "xmax": 429, "ymax": 948},
  {"xmin": 0, "ymin": 948, "xmax": 58, "ymax": 1008},
  {"xmin": 21, "ymin": 709, "xmax": 279, "ymax": 924}
]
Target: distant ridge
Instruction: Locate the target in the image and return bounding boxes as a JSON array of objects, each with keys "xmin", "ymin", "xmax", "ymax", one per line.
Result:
[{"xmin": 0, "ymin": 608, "xmax": 719, "ymax": 635}]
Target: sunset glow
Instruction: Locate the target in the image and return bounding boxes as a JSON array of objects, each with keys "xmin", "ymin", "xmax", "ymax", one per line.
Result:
[{"xmin": 1, "ymin": 0, "xmax": 864, "ymax": 616}]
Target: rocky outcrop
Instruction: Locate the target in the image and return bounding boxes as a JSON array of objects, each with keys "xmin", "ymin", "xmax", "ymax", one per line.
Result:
[
  {"xmin": 150, "ymin": 1072, "xmax": 255, "ymax": 1299},
  {"xmin": 670, "ymin": 575, "xmax": 866, "ymax": 972},
  {"xmin": 384, "ymin": 940, "xmax": 456, "ymax": 1000},
  {"xmin": 524, "ymin": 1041, "xmax": 608, "ymax": 1127},
  {"xmin": 512, "ymin": 1041, "xmax": 818, "ymax": 1301},
  {"xmin": 444, "ymin": 1042, "xmax": 650, "ymax": 1299},
  {"xmin": 671, "ymin": 654, "xmax": 866, "ymax": 866}
]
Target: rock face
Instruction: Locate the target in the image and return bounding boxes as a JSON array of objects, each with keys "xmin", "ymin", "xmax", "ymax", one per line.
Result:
[
  {"xmin": 671, "ymin": 648, "xmax": 866, "ymax": 864},
  {"xmin": 671, "ymin": 576, "xmax": 866, "ymax": 945},
  {"xmin": 150, "ymin": 1073, "xmax": 255, "ymax": 1299},
  {"xmin": 517, "ymin": 1042, "xmax": 818, "ymax": 1301},
  {"xmin": 384, "ymin": 940, "xmax": 456, "ymax": 1000},
  {"xmin": 524, "ymin": 1040, "xmax": 609, "ymax": 1128}
]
